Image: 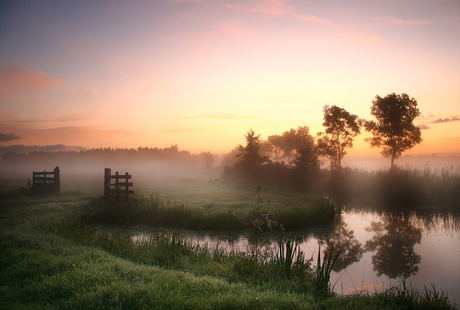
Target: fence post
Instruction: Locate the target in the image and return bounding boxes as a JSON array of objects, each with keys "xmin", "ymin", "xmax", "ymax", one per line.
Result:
[
  {"xmin": 54, "ymin": 166, "xmax": 60, "ymax": 194},
  {"xmin": 104, "ymin": 168, "xmax": 111, "ymax": 197},
  {"xmin": 115, "ymin": 171, "xmax": 119, "ymax": 196},
  {"xmin": 125, "ymin": 172, "xmax": 129, "ymax": 199}
]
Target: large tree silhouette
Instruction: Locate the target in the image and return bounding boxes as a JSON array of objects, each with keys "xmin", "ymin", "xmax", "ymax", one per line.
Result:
[
  {"xmin": 317, "ymin": 105, "xmax": 362, "ymax": 170},
  {"xmin": 364, "ymin": 93, "xmax": 422, "ymax": 170}
]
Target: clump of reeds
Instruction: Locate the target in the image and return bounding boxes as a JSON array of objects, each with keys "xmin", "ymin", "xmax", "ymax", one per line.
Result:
[
  {"xmin": 273, "ymin": 235, "xmax": 312, "ymax": 281},
  {"xmin": 312, "ymin": 245, "xmax": 340, "ymax": 299}
]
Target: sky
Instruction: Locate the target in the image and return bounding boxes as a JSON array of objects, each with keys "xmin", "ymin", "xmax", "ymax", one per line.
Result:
[{"xmin": 0, "ymin": 0, "xmax": 459, "ymax": 156}]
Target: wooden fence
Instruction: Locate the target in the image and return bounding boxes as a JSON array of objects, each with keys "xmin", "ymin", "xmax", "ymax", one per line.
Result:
[
  {"xmin": 33, "ymin": 166, "xmax": 60, "ymax": 194},
  {"xmin": 104, "ymin": 168, "xmax": 134, "ymax": 198}
]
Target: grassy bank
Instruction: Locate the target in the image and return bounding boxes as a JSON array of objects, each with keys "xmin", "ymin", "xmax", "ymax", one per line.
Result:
[
  {"xmin": 83, "ymin": 190, "xmax": 336, "ymax": 231},
  {"xmin": 0, "ymin": 192, "xmax": 456, "ymax": 309}
]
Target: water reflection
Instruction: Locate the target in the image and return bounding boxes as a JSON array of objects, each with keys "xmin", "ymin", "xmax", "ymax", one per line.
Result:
[
  {"xmin": 321, "ymin": 220, "xmax": 365, "ymax": 272},
  {"xmin": 103, "ymin": 208, "xmax": 459, "ymax": 301},
  {"xmin": 364, "ymin": 213, "xmax": 422, "ymax": 279}
]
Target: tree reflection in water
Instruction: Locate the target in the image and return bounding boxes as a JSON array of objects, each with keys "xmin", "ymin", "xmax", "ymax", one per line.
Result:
[
  {"xmin": 322, "ymin": 220, "xmax": 365, "ymax": 272},
  {"xmin": 365, "ymin": 213, "xmax": 422, "ymax": 279}
]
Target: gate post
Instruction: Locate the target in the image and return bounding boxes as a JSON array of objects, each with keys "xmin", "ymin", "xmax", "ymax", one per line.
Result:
[
  {"xmin": 33, "ymin": 171, "xmax": 36, "ymax": 187},
  {"xmin": 115, "ymin": 171, "xmax": 119, "ymax": 196},
  {"xmin": 125, "ymin": 172, "xmax": 129, "ymax": 199},
  {"xmin": 104, "ymin": 168, "xmax": 111, "ymax": 197},
  {"xmin": 54, "ymin": 166, "xmax": 60, "ymax": 194}
]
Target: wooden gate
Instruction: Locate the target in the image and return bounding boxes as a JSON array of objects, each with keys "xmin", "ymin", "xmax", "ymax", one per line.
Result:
[
  {"xmin": 104, "ymin": 168, "xmax": 134, "ymax": 198},
  {"xmin": 32, "ymin": 166, "xmax": 60, "ymax": 194}
]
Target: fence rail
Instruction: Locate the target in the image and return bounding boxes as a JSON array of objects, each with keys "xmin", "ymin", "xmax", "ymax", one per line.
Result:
[
  {"xmin": 32, "ymin": 166, "xmax": 60, "ymax": 194},
  {"xmin": 104, "ymin": 168, "xmax": 134, "ymax": 198}
]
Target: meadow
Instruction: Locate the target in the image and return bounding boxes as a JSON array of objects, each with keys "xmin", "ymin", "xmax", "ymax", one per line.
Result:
[{"xmin": 0, "ymin": 174, "xmax": 457, "ymax": 309}]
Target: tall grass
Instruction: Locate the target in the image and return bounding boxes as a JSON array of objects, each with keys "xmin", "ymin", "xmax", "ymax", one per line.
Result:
[
  {"xmin": 1, "ymin": 193, "xmax": 456, "ymax": 309},
  {"xmin": 84, "ymin": 189, "xmax": 337, "ymax": 231},
  {"xmin": 57, "ymin": 213, "xmax": 316, "ymax": 292},
  {"xmin": 312, "ymin": 245, "xmax": 340, "ymax": 299},
  {"xmin": 329, "ymin": 165, "xmax": 460, "ymax": 208},
  {"xmin": 373, "ymin": 281, "xmax": 454, "ymax": 310}
]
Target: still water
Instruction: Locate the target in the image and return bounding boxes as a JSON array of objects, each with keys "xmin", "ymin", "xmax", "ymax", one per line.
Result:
[{"xmin": 122, "ymin": 209, "xmax": 460, "ymax": 303}]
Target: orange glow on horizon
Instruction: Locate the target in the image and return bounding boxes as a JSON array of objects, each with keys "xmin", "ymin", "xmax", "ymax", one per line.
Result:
[{"xmin": 0, "ymin": 0, "xmax": 459, "ymax": 156}]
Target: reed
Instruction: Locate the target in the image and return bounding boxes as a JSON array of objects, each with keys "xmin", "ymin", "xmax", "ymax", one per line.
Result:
[
  {"xmin": 312, "ymin": 245, "xmax": 340, "ymax": 298},
  {"xmin": 273, "ymin": 236, "xmax": 311, "ymax": 281}
]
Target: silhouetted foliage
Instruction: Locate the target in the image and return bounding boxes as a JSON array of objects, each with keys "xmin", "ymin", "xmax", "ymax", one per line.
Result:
[
  {"xmin": 223, "ymin": 127, "xmax": 324, "ymax": 192},
  {"xmin": 219, "ymin": 147, "xmax": 240, "ymax": 169},
  {"xmin": 199, "ymin": 151, "xmax": 216, "ymax": 170},
  {"xmin": 290, "ymin": 127, "xmax": 321, "ymax": 189},
  {"xmin": 322, "ymin": 220, "xmax": 365, "ymax": 272},
  {"xmin": 365, "ymin": 213, "xmax": 422, "ymax": 279},
  {"xmin": 364, "ymin": 93, "xmax": 422, "ymax": 170},
  {"xmin": 317, "ymin": 105, "xmax": 362, "ymax": 171},
  {"xmin": 236, "ymin": 129, "xmax": 270, "ymax": 168},
  {"xmin": 292, "ymin": 142, "xmax": 320, "ymax": 172},
  {"xmin": 223, "ymin": 129, "xmax": 271, "ymax": 184},
  {"xmin": 266, "ymin": 126, "xmax": 317, "ymax": 165}
]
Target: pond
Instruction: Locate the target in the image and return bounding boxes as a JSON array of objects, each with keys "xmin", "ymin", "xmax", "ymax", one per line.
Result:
[{"xmin": 109, "ymin": 208, "xmax": 460, "ymax": 303}]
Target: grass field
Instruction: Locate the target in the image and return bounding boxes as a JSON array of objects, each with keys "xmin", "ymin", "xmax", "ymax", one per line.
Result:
[{"xmin": 0, "ymin": 179, "xmax": 457, "ymax": 309}]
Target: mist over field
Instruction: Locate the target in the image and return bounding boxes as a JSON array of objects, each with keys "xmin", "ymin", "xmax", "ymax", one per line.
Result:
[
  {"xmin": 0, "ymin": 155, "xmax": 216, "ymax": 181},
  {"xmin": 1, "ymin": 147, "xmax": 459, "ymax": 183},
  {"xmin": 341, "ymin": 154, "xmax": 460, "ymax": 171}
]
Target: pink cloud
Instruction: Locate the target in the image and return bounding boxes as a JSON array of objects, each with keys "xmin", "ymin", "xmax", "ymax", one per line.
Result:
[
  {"xmin": 54, "ymin": 113, "xmax": 95, "ymax": 122},
  {"xmin": 222, "ymin": 0, "xmax": 290, "ymax": 15},
  {"xmin": 417, "ymin": 124, "xmax": 430, "ymax": 130},
  {"xmin": 292, "ymin": 13, "xmax": 344, "ymax": 30},
  {"xmin": 0, "ymin": 66, "xmax": 62, "ymax": 96},
  {"xmin": 414, "ymin": 114, "xmax": 460, "ymax": 131},
  {"xmin": 223, "ymin": 0, "xmax": 342, "ymax": 30},
  {"xmin": 381, "ymin": 16, "xmax": 433, "ymax": 25},
  {"xmin": 431, "ymin": 116, "xmax": 460, "ymax": 124},
  {"xmin": 249, "ymin": 0, "xmax": 293, "ymax": 16},
  {"xmin": 345, "ymin": 34, "xmax": 384, "ymax": 43},
  {"xmin": 179, "ymin": 113, "xmax": 258, "ymax": 120}
]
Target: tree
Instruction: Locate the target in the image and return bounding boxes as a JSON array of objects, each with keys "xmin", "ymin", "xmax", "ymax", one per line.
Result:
[
  {"xmin": 222, "ymin": 129, "xmax": 270, "ymax": 182},
  {"xmin": 220, "ymin": 147, "xmax": 240, "ymax": 168},
  {"xmin": 317, "ymin": 105, "xmax": 362, "ymax": 170},
  {"xmin": 364, "ymin": 93, "xmax": 422, "ymax": 170},
  {"xmin": 236, "ymin": 129, "xmax": 269, "ymax": 168},
  {"xmin": 291, "ymin": 126, "xmax": 320, "ymax": 172},
  {"xmin": 199, "ymin": 151, "xmax": 215, "ymax": 169},
  {"xmin": 267, "ymin": 126, "xmax": 315, "ymax": 164}
]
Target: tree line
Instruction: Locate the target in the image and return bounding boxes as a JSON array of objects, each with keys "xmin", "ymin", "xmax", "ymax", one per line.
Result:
[
  {"xmin": 1, "ymin": 144, "xmax": 216, "ymax": 166},
  {"xmin": 1, "ymin": 93, "xmax": 422, "ymax": 183},
  {"xmin": 223, "ymin": 93, "xmax": 422, "ymax": 188}
]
